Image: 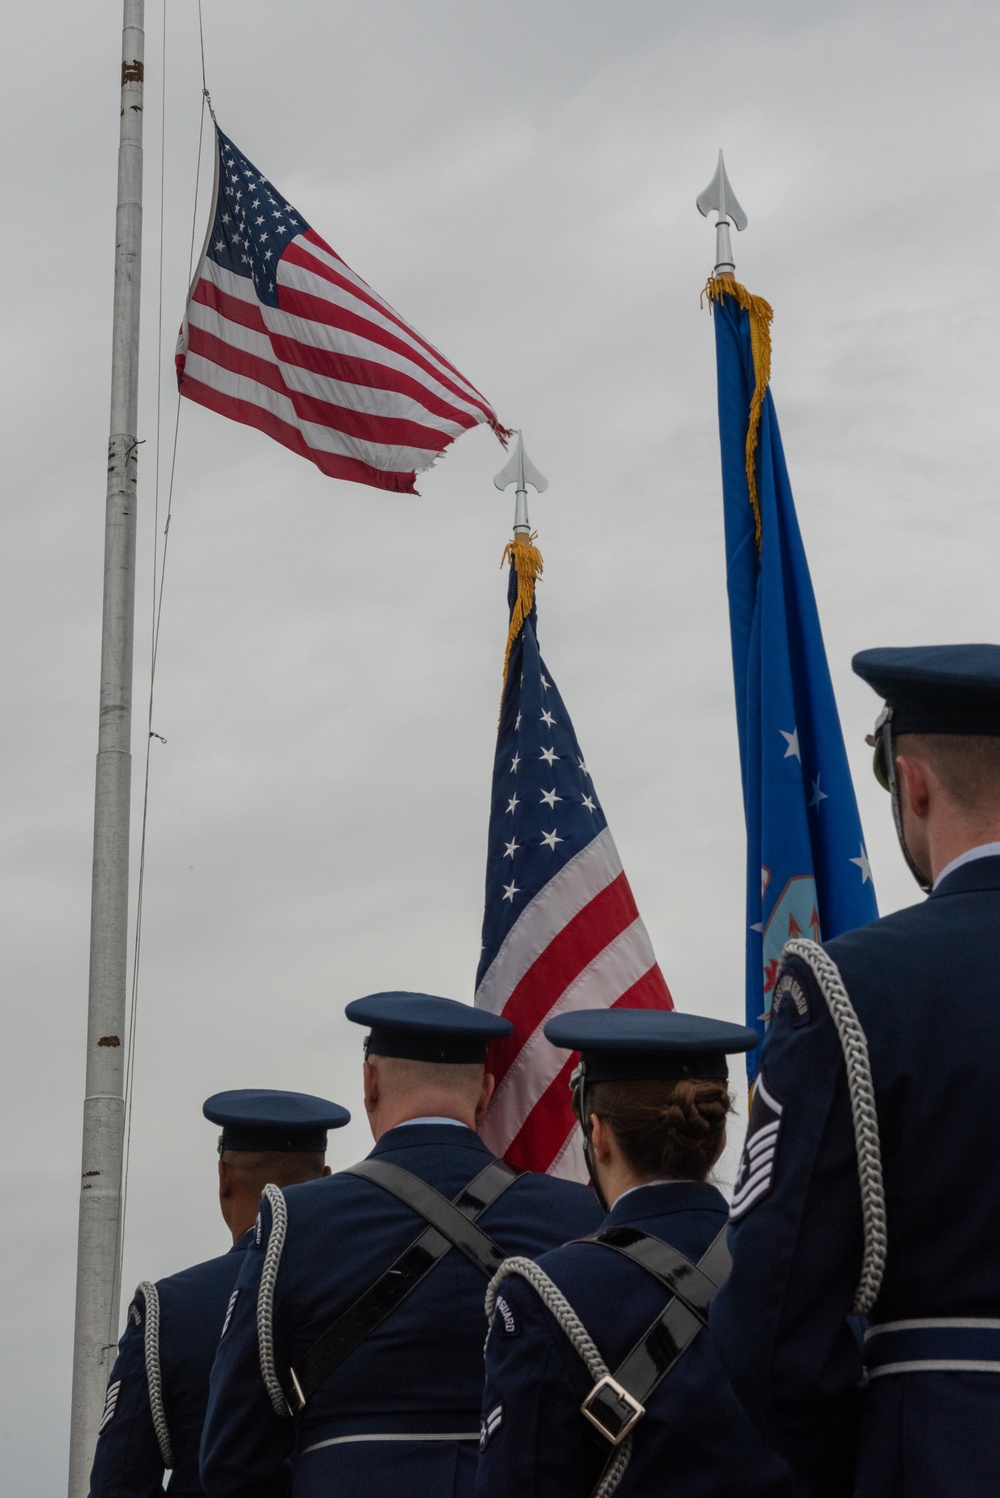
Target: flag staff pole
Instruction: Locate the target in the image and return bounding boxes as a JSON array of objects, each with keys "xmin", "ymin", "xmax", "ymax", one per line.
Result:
[{"xmin": 68, "ymin": 3, "xmax": 145, "ymax": 1493}]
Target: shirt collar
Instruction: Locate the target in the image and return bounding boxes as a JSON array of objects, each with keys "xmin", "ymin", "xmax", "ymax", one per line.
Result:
[
  {"xmin": 932, "ymin": 841, "xmax": 1000, "ymax": 891},
  {"xmin": 612, "ymin": 1179, "xmax": 682, "ymax": 1207},
  {"xmin": 395, "ymin": 1115, "xmax": 468, "ymax": 1128}
]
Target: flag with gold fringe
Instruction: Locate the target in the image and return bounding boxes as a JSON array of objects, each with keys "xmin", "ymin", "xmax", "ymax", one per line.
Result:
[
  {"xmin": 707, "ymin": 276, "xmax": 878, "ymax": 1079},
  {"xmin": 474, "ymin": 533, "xmax": 673, "ymax": 1177}
]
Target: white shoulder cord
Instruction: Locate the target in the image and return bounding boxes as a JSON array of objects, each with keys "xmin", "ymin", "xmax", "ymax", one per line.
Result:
[
  {"xmin": 134, "ymin": 1281, "xmax": 175, "ymax": 1469},
  {"xmin": 486, "ymin": 1259, "xmax": 633, "ymax": 1498},
  {"xmin": 256, "ymin": 1184, "xmax": 292, "ymax": 1417},
  {"xmin": 783, "ymin": 937, "xmax": 888, "ymax": 1314}
]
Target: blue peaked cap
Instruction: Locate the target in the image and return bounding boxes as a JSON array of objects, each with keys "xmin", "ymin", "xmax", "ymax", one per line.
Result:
[
  {"xmin": 203, "ymin": 1089, "xmax": 350, "ymax": 1153},
  {"xmin": 346, "ymin": 992, "xmax": 513, "ymax": 1064},
  {"xmin": 853, "ymin": 645, "xmax": 1000, "ymax": 736},
  {"xmin": 545, "ymin": 1009, "xmax": 758, "ymax": 1084}
]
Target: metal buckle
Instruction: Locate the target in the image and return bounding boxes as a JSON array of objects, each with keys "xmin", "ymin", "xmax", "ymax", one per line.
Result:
[
  {"xmin": 287, "ymin": 1365, "xmax": 307, "ymax": 1415},
  {"xmin": 580, "ymin": 1374, "xmax": 645, "ymax": 1445}
]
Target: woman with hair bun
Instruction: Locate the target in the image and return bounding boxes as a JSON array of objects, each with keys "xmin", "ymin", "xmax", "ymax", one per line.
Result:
[{"xmin": 476, "ymin": 1008, "xmax": 809, "ymax": 1498}]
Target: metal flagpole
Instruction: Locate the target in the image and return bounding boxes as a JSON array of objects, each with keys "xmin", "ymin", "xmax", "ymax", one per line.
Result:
[{"xmin": 67, "ymin": 3, "xmax": 144, "ymax": 1493}]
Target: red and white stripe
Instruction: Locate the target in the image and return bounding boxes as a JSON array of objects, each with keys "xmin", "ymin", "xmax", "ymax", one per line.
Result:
[
  {"xmin": 177, "ymin": 228, "xmax": 506, "ymax": 492},
  {"xmin": 476, "ymin": 827, "xmax": 673, "ymax": 1180}
]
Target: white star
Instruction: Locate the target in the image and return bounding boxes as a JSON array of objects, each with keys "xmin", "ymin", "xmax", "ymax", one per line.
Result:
[
  {"xmin": 506, "ymin": 794, "xmax": 519, "ymax": 814},
  {"xmin": 540, "ymin": 673, "xmax": 551, "ymax": 690},
  {"xmin": 540, "ymin": 709, "xmax": 556, "ymax": 728},
  {"xmin": 276, "ymin": 225, "xmax": 288, "ymax": 235},
  {"xmin": 780, "ymin": 728, "xmax": 801, "ymax": 761},
  {"xmin": 578, "ymin": 757, "xmax": 590, "ymax": 776},
  {"xmin": 581, "ymin": 795, "xmax": 596, "ymax": 812},
  {"xmin": 503, "ymin": 838, "xmax": 519, "ymax": 859},
  {"xmin": 540, "ymin": 829, "xmax": 563, "ymax": 851},
  {"xmin": 264, "ymin": 249, "xmax": 273, "ymax": 261},
  {"xmin": 241, "ymin": 253, "xmax": 250, "ymax": 265},
  {"xmin": 514, "ymin": 711, "xmax": 522, "ymax": 730},
  {"xmin": 539, "ymin": 747, "xmax": 559, "ymax": 765},
  {"xmin": 221, "ymin": 212, "xmax": 231, "ymax": 224},
  {"xmin": 260, "ymin": 231, "xmax": 269, "ymax": 243},
  {"xmin": 540, "ymin": 788, "xmax": 562, "ymax": 809},
  {"xmin": 809, "ymin": 775, "xmax": 828, "ymax": 809},
  {"xmin": 510, "ymin": 753, "xmax": 520, "ymax": 773},
  {"xmin": 255, "ymin": 215, "xmax": 265, "ymax": 225},
  {"xmin": 851, "ymin": 844, "xmax": 873, "ymax": 884},
  {"xmin": 502, "ymin": 880, "xmax": 520, "ymax": 904},
  {"xmin": 214, "ymin": 240, "xmax": 225, "ymax": 252},
  {"xmin": 252, "ymin": 198, "xmax": 260, "ymax": 209}
]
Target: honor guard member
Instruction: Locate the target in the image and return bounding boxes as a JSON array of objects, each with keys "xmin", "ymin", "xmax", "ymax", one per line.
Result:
[
  {"xmin": 477, "ymin": 1008, "xmax": 809, "ymax": 1498},
  {"xmin": 88, "ymin": 1089, "xmax": 348, "ymax": 1498},
  {"xmin": 199, "ymin": 992, "xmax": 601, "ymax": 1498},
  {"xmin": 711, "ymin": 644, "xmax": 1000, "ymax": 1498}
]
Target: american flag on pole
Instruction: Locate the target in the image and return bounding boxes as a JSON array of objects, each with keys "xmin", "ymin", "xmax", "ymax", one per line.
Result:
[
  {"xmin": 475, "ymin": 542, "xmax": 673, "ymax": 1179},
  {"xmin": 177, "ymin": 127, "xmax": 508, "ymax": 492}
]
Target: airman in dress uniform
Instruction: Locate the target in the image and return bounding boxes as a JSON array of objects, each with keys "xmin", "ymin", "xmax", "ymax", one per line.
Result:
[
  {"xmin": 711, "ymin": 644, "xmax": 1000, "ymax": 1497},
  {"xmin": 199, "ymin": 992, "xmax": 601, "ymax": 1498},
  {"xmin": 476, "ymin": 1007, "xmax": 810, "ymax": 1498},
  {"xmin": 87, "ymin": 1089, "xmax": 348, "ymax": 1497}
]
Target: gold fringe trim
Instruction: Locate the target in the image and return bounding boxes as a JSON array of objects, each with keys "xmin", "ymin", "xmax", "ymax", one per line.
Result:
[
  {"xmin": 501, "ymin": 533, "xmax": 544, "ymax": 693},
  {"xmin": 703, "ymin": 277, "xmax": 774, "ymax": 550}
]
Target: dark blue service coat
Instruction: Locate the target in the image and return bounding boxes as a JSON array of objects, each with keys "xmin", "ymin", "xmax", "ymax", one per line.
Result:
[
  {"xmin": 477, "ymin": 1181, "xmax": 809, "ymax": 1498},
  {"xmin": 711, "ymin": 855, "xmax": 1000, "ymax": 1497},
  {"xmin": 89, "ymin": 1231, "xmax": 252, "ymax": 1497},
  {"xmin": 200, "ymin": 1122, "xmax": 601, "ymax": 1498}
]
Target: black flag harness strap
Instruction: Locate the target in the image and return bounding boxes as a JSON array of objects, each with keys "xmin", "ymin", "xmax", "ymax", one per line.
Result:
[
  {"xmin": 287, "ymin": 1156, "xmax": 520, "ymax": 1412},
  {"xmin": 574, "ymin": 1223, "xmax": 732, "ymax": 1446}
]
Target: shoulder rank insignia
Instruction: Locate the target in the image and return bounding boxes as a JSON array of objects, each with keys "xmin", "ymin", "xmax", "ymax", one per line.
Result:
[
  {"xmin": 730, "ymin": 1072, "xmax": 784, "ymax": 1223},
  {"xmin": 99, "ymin": 1380, "xmax": 121, "ymax": 1433},
  {"xmin": 481, "ymin": 1401, "xmax": 504, "ymax": 1451}
]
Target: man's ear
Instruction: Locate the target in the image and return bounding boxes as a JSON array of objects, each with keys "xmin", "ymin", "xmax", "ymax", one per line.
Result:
[
  {"xmin": 218, "ymin": 1158, "xmax": 235, "ymax": 1202},
  {"xmin": 475, "ymin": 1071, "xmax": 496, "ymax": 1128},
  {"xmin": 896, "ymin": 753, "xmax": 932, "ymax": 821},
  {"xmin": 321, "ymin": 1164, "xmax": 333, "ymax": 1177},
  {"xmin": 363, "ymin": 1059, "xmax": 379, "ymax": 1116}
]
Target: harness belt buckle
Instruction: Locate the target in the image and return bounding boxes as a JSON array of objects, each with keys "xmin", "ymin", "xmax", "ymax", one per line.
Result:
[
  {"xmin": 287, "ymin": 1365, "xmax": 307, "ymax": 1415},
  {"xmin": 580, "ymin": 1374, "xmax": 645, "ymax": 1445}
]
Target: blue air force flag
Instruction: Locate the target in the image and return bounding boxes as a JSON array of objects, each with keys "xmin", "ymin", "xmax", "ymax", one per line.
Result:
[{"xmin": 708, "ymin": 280, "xmax": 878, "ymax": 1076}]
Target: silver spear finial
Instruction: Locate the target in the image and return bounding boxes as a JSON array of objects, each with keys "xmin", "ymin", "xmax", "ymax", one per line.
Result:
[
  {"xmin": 494, "ymin": 430, "xmax": 548, "ymax": 534},
  {"xmin": 696, "ymin": 149, "xmax": 747, "ymax": 276}
]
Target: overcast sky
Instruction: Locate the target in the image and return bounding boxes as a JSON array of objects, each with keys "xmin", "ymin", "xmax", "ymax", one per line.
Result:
[{"xmin": 3, "ymin": 1, "xmax": 1000, "ymax": 1489}]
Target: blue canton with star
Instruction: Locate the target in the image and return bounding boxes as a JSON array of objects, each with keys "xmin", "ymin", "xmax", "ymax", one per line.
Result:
[
  {"xmin": 207, "ymin": 129, "xmax": 310, "ymax": 309},
  {"xmin": 477, "ymin": 567, "xmax": 608, "ymax": 985}
]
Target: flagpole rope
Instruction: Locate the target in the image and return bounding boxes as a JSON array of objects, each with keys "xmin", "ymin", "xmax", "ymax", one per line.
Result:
[
  {"xmin": 118, "ymin": 1, "xmax": 213, "ymax": 1286},
  {"xmin": 702, "ymin": 277, "xmax": 773, "ymax": 550}
]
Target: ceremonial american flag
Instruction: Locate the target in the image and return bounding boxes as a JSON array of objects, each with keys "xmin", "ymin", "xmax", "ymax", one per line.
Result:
[
  {"xmin": 177, "ymin": 127, "xmax": 508, "ymax": 491},
  {"xmin": 475, "ymin": 548, "xmax": 673, "ymax": 1179}
]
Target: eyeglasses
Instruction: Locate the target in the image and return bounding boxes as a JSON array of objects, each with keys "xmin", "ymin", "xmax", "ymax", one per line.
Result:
[{"xmin": 866, "ymin": 705, "xmax": 893, "ymax": 792}]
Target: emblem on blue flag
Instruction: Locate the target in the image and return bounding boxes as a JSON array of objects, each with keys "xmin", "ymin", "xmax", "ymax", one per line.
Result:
[{"xmin": 707, "ymin": 279, "xmax": 878, "ymax": 1076}]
